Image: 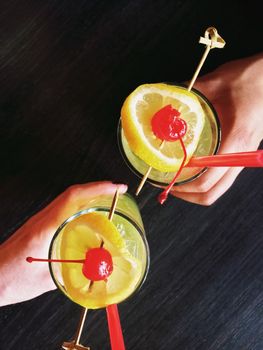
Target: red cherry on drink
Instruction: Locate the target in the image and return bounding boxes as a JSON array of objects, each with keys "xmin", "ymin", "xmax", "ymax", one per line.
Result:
[
  {"xmin": 82, "ymin": 247, "xmax": 113, "ymax": 281},
  {"xmin": 151, "ymin": 104, "xmax": 187, "ymax": 141},
  {"xmin": 26, "ymin": 247, "xmax": 113, "ymax": 282}
]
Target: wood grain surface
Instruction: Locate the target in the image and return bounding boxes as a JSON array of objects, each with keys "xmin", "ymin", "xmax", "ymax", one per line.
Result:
[{"xmin": 0, "ymin": 1, "xmax": 263, "ymax": 349}]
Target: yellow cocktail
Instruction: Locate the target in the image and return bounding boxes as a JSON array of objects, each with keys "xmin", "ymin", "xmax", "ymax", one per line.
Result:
[
  {"xmin": 118, "ymin": 83, "xmax": 220, "ymax": 188},
  {"xmin": 49, "ymin": 194, "xmax": 149, "ymax": 309}
]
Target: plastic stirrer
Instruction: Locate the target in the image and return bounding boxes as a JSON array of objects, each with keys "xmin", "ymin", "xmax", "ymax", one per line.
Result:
[
  {"xmin": 135, "ymin": 27, "xmax": 226, "ymax": 198},
  {"xmin": 106, "ymin": 304, "xmax": 126, "ymax": 350},
  {"xmin": 186, "ymin": 150, "xmax": 263, "ymax": 168}
]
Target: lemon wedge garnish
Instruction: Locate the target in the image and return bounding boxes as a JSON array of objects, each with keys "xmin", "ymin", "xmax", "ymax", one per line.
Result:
[
  {"xmin": 121, "ymin": 83, "xmax": 205, "ymax": 172},
  {"xmin": 59, "ymin": 212, "xmax": 143, "ymax": 309}
]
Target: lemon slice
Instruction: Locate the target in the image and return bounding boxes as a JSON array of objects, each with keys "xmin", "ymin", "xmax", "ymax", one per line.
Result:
[
  {"xmin": 59, "ymin": 212, "xmax": 143, "ymax": 309},
  {"xmin": 121, "ymin": 83, "xmax": 205, "ymax": 172}
]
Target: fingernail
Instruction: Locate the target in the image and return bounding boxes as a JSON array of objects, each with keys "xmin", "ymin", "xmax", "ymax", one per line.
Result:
[{"xmin": 114, "ymin": 183, "xmax": 128, "ymax": 192}]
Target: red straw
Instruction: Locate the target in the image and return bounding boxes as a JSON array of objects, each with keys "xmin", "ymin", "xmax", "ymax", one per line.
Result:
[
  {"xmin": 186, "ymin": 150, "xmax": 263, "ymax": 168},
  {"xmin": 106, "ymin": 304, "xmax": 126, "ymax": 350}
]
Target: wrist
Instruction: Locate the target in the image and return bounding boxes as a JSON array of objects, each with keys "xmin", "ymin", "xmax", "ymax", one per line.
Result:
[
  {"xmin": 0, "ymin": 229, "xmax": 55, "ymax": 306},
  {"xmin": 0, "ymin": 240, "xmax": 16, "ymax": 306}
]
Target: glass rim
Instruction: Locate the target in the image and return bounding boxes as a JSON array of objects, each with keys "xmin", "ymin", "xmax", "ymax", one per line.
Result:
[
  {"xmin": 117, "ymin": 83, "xmax": 221, "ymax": 187},
  {"xmin": 48, "ymin": 207, "xmax": 150, "ymax": 307}
]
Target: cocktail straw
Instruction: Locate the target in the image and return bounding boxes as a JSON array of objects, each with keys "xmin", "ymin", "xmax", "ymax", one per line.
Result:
[
  {"xmin": 186, "ymin": 150, "xmax": 263, "ymax": 167},
  {"xmin": 106, "ymin": 304, "xmax": 126, "ymax": 350},
  {"xmin": 135, "ymin": 27, "xmax": 225, "ymax": 196}
]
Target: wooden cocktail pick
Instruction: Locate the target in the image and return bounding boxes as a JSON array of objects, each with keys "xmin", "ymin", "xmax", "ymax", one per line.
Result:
[
  {"xmin": 135, "ymin": 27, "xmax": 226, "ymax": 197},
  {"xmin": 135, "ymin": 140, "xmax": 164, "ymax": 195},
  {"xmin": 62, "ymin": 188, "xmax": 121, "ymax": 350},
  {"xmin": 62, "ymin": 343, "xmax": 89, "ymax": 350},
  {"xmin": 62, "ymin": 308, "xmax": 89, "ymax": 350},
  {"xmin": 105, "ymin": 188, "xmax": 126, "ymax": 350}
]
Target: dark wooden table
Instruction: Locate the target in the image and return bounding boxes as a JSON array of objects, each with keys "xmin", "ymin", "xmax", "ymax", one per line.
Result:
[{"xmin": 1, "ymin": 1, "xmax": 263, "ymax": 349}]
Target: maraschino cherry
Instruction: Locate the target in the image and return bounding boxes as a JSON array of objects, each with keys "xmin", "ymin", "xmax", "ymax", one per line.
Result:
[
  {"xmin": 150, "ymin": 104, "xmax": 188, "ymax": 204},
  {"xmin": 82, "ymin": 247, "xmax": 113, "ymax": 281},
  {"xmin": 151, "ymin": 104, "xmax": 187, "ymax": 141},
  {"xmin": 26, "ymin": 247, "xmax": 113, "ymax": 282}
]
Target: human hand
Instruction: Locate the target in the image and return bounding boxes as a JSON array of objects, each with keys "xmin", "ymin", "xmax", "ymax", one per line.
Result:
[
  {"xmin": 172, "ymin": 53, "xmax": 263, "ymax": 205},
  {"xmin": 0, "ymin": 182, "xmax": 127, "ymax": 306}
]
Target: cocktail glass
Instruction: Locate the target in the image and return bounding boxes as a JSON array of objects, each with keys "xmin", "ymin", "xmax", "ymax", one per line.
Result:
[
  {"xmin": 48, "ymin": 193, "xmax": 149, "ymax": 349},
  {"xmin": 118, "ymin": 84, "xmax": 221, "ymax": 188}
]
